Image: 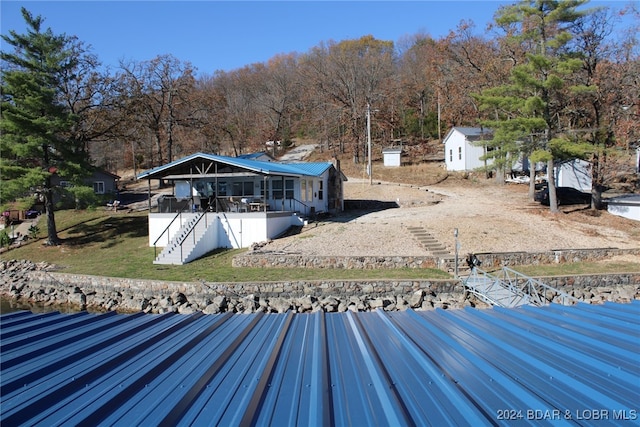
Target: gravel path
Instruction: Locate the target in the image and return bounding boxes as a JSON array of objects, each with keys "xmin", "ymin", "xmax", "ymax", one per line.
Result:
[{"xmin": 262, "ymin": 177, "xmax": 639, "ymax": 257}]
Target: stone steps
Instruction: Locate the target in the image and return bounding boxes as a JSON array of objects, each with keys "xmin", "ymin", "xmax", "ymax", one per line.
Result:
[{"xmin": 406, "ymin": 226, "xmax": 451, "ymax": 257}]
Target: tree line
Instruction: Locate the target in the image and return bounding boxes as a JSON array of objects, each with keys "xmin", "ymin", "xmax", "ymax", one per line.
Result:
[{"xmin": 1, "ymin": 1, "xmax": 638, "ymax": 244}]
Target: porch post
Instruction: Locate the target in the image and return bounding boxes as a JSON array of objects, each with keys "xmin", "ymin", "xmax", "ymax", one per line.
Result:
[
  {"xmin": 190, "ymin": 167, "xmax": 194, "ymax": 212},
  {"xmin": 147, "ymin": 178, "xmax": 151, "ymax": 212},
  {"xmin": 263, "ymin": 175, "xmax": 267, "ymax": 212},
  {"xmin": 215, "ymin": 163, "xmax": 219, "ymax": 212}
]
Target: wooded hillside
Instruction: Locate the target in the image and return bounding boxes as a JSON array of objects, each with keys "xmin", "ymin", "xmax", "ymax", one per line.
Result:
[{"xmin": 3, "ymin": 2, "xmax": 639, "ymax": 183}]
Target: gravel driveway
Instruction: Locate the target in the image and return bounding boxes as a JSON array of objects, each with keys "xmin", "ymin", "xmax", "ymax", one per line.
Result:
[{"xmin": 262, "ymin": 177, "xmax": 639, "ymax": 257}]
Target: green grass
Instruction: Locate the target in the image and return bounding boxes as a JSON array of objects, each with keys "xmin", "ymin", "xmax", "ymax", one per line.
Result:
[
  {"xmin": 513, "ymin": 261, "xmax": 640, "ymax": 277},
  {"xmin": 3, "ymin": 209, "xmax": 638, "ymax": 282},
  {"xmin": 2, "ymin": 209, "xmax": 451, "ymax": 282}
]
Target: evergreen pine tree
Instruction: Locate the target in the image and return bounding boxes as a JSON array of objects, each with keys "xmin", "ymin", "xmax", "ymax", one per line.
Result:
[
  {"xmin": 476, "ymin": 0, "xmax": 594, "ymax": 212},
  {"xmin": 1, "ymin": 8, "xmax": 91, "ymax": 244}
]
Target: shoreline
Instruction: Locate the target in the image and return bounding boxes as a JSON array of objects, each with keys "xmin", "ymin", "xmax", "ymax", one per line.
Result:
[{"xmin": 2, "ymin": 259, "xmax": 638, "ymax": 315}]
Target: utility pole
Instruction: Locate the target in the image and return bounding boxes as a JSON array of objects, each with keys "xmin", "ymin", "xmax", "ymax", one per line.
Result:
[
  {"xmin": 367, "ymin": 103, "xmax": 372, "ymax": 185},
  {"xmin": 437, "ymin": 89, "xmax": 442, "ymax": 142}
]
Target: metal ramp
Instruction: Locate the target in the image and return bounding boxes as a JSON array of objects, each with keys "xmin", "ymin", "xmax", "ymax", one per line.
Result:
[{"xmin": 463, "ymin": 267, "xmax": 580, "ymax": 308}]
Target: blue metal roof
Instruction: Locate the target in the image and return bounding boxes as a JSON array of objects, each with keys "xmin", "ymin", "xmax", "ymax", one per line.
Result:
[
  {"xmin": 236, "ymin": 152, "xmax": 270, "ymax": 160},
  {"xmin": 136, "ymin": 152, "xmax": 332, "ymax": 180},
  {"xmin": 1, "ymin": 303, "xmax": 639, "ymax": 425}
]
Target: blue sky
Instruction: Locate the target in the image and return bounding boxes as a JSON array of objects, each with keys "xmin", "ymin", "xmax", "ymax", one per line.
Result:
[{"xmin": 1, "ymin": 1, "xmax": 634, "ymax": 76}]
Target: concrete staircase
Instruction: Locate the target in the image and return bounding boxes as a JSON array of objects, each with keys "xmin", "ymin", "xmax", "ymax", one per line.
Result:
[{"xmin": 154, "ymin": 213, "xmax": 208, "ymax": 265}]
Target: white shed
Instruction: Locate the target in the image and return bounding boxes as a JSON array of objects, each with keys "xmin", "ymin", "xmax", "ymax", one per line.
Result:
[
  {"xmin": 443, "ymin": 127, "xmax": 493, "ymax": 171},
  {"xmin": 382, "ymin": 147, "xmax": 403, "ymax": 167}
]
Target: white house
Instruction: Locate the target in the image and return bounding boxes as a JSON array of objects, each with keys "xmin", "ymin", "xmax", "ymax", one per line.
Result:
[
  {"xmin": 442, "ymin": 127, "xmax": 493, "ymax": 171},
  {"xmin": 137, "ymin": 152, "xmax": 346, "ymax": 265},
  {"xmin": 554, "ymin": 159, "xmax": 592, "ymax": 192}
]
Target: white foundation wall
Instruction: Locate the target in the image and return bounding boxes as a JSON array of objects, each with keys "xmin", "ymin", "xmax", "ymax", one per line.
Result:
[{"xmin": 148, "ymin": 212, "xmax": 298, "ymax": 250}]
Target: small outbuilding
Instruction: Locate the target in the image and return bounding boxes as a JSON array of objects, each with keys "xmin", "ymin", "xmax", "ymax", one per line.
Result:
[
  {"xmin": 382, "ymin": 147, "xmax": 403, "ymax": 167},
  {"xmin": 442, "ymin": 127, "xmax": 493, "ymax": 171}
]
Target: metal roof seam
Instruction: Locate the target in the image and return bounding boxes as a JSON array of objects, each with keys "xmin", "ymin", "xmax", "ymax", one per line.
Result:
[
  {"xmin": 346, "ymin": 311, "xmax": 417, "ymax": 427},
  {"xmin": 239, "ymin": 311, "xmax": 294, "ymax": 427}
]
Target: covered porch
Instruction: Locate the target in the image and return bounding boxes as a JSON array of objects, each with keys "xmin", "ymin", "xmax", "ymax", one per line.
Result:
[{"xmin": 136, "ymin": 152, "xmax": 344, "ymax": 264}]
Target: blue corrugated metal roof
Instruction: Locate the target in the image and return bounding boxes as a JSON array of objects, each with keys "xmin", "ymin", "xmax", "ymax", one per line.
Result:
[
  {"xmin": 1, "ymin": 303, "xmax": 639, "ymax": 425},
  {"xmin": 236, "ymin": 152, "xmax": 270, "ymax": 160},
  {"xmin": 136, "ymin": 152, "xmax": 332, "ymax": 180}
]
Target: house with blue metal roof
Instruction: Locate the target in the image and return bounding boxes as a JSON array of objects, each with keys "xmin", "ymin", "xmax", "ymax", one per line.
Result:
[{"xmin": 136, "ymin": 153, "xmax": 345, "ymax": 264}]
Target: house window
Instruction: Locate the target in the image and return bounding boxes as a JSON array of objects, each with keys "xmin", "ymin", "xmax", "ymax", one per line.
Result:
[
  {"xmin": 93, "ymin": 181, "xmax": 105, "ymax": 194},
  {"xmin": 318, "ymin": 180, "xmax": 323, "ymax": 200},
  {"xmin": 217, "ymin": 182, "xmax": 228, "ymax": 196},
  {"xmin": 260, "ymin": 179, "xmax": 293, "ymax": 200},
  {"xmin": 458, "ymin": 147, "xmax": 462, "ymax": 160},
  {"xmin": 232, "ymin": 181, "xmax": 254, "ymax": 196},
  {"xmin": 272, "ymin": 180, "xmax": 283, "ymax": 199},
  {"xmin": 301, "ymin": 179, "xmax": 307, "ymax": 201},
  {"xmin": 285, "ymin": 179, "xmax": 294, "ymax": 199},
  {"xmin": 449, "ymin": 149, "xmax": 453, "ymax": 162}
]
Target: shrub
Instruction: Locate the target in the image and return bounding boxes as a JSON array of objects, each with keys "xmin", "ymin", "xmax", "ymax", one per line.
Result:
[
  {"xmin": 59, "ymin": 186, "xmax": 100, "ymax": 210},
  {"xmin": 0, "ymin": 230, "xmax": 10, "ymax": 247},
  {"xmin": 28, "ymin": 224, "xmax": 40, "ymax": 239}
]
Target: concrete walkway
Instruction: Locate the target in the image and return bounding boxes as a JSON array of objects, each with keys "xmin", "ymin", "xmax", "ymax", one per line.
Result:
[{"xmin": 4, "ymin": 215, "xmax": 41, "ymax": 240}]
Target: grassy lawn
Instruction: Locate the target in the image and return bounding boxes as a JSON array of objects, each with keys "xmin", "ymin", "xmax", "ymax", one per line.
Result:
[
  {"xmin": 3, "ymin": 209, "xmax": 638, "ymax": 282},
  {"xmin": 513, "ymin": 261, "xmax": 640, "ymax": 277},
  {"xmin": 2, "ymin": 209, "xmax": 451, "ymax": 282}
]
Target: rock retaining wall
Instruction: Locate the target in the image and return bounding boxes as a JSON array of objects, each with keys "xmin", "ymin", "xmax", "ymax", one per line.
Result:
[
  {"xmin": 233, "ymin": 253, "xmax": 441, "ymax": 269},
  {"xmin": 474, "ymin": 248, "xmax": 640, "ymax": 268},
  {"xmin": 234, "ymin": 248, "xmax": 640, "ymax": 269},
  {"xmin": 2, "ymin": 260, "xmax": 638, "ymax": 315}
]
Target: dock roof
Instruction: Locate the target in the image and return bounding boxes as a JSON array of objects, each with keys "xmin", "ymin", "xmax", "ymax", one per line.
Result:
[{"xmin": 1, "ymin": 303, "xmax": 638, "ymax": 425}]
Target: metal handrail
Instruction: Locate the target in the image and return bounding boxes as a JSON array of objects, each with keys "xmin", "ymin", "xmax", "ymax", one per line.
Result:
[
  {"xmin": 463, "ymin": 267, "xmax": 580, "ymax": 307},
  {"xmin": 152, "ymin": 202, "xmax": 191, "ymax": 258},
  {"xmin": 501, "ymin": 267, "xmax": 580, "ymax": 306},
  {"xmin": 288, "ymin": 197, "xmax": 311, "ymax": 216}
]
